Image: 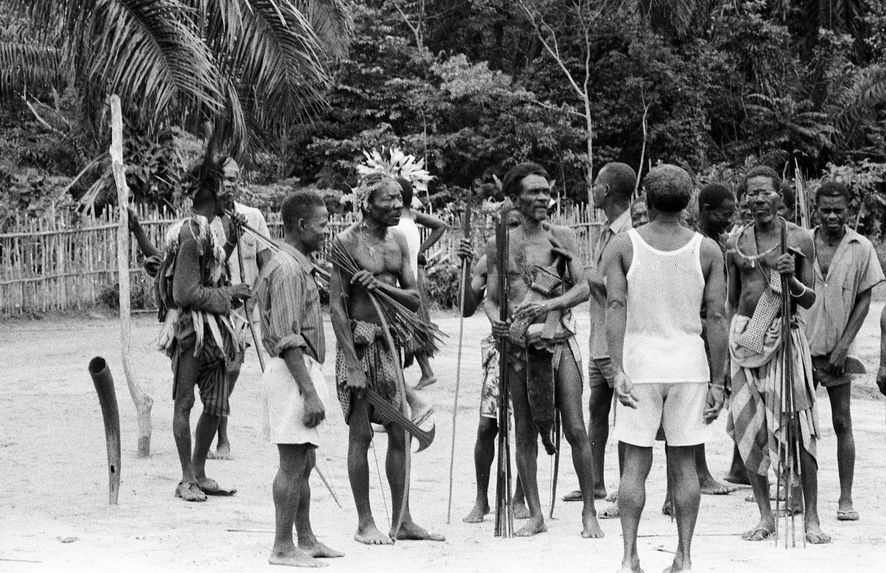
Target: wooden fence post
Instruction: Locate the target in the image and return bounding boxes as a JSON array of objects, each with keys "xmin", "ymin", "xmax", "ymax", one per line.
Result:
[{"xmin": 109, "ymin": 95, "xmax": 153, "ymax": 458}]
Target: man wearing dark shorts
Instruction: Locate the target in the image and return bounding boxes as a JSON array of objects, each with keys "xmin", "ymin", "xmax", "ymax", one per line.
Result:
[
  {"xmin": 805, "ymin": 181, "xmax": 884, "ymax": 522},
  {"xmin": 159, "ymin": 169, "xmax": 251, "ymax": 502}
]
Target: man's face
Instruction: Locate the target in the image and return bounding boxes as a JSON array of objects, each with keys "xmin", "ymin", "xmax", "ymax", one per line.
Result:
[
  {"xmin": 630, "ymin": 201, "xmax": 649, "ymax": 228},
  {"xmin": 706, "ymin": 198, "xmax": 736, "ymax": 234},
  {"xmin": 515, "ymin": 174, "xmax": 551, "ymax": 222},
  {"xmin": 367, "ymin": 182, "xmax": 403, "ymax": 227},
  {"xmin": 220, "ymin": 160, "xmax": 240, "ymax": 207},
  {"xmin": 301, "ymin": 205, "xmax": 329, "ymax": 253},
  {"xmin": 816, "ymin": 194, "xmax": 847, "ymax": 234},
  {"xmin": 745, "ymin": 176, "xmax": 780, "ymax": 225},
  {"xmin": 592, "ymin": 168, "xmax": 611, "ymax": 206}
]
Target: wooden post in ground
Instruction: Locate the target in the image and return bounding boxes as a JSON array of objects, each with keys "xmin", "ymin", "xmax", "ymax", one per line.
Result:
[{"xmin": 109, "ymin": 95, "xmax": 153, "ymax": 458}]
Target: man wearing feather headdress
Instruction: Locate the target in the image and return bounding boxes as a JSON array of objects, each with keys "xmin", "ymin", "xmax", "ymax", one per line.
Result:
[
  {"xmin": 725, "ymin": 165, "xmax": 829, "ymax": 544},
  {"xmin": 155, "ymin": 166, "xmax": 252, "ymax": 502},
  {"xmin": 330, "ymin": 173, "xmax": 444, "ymax": 545},
  {"xmin": 481, "ymin": 162, "xmax": 601, "ymax": 538}
]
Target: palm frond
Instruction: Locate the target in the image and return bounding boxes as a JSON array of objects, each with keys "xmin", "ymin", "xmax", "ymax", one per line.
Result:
[
  {"xmin": 293, "ymin": 0, "xmax": 353, "ymax": 59},
  {"xmin": 831, "ymin": 64, "xmax": 886, "ymax": 146},
  {"xmin": 68, "ymin": 0, "xmax": 223, "ymax": 127},
  {"xmin": 0, "ymin": 40, "xmax": 62, "ymax": 97}
]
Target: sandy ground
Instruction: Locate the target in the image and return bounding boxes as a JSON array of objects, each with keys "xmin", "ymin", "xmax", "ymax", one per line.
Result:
[{"xmin": 2, "ymin": 304, "xmax": 886, "ymax": 573}]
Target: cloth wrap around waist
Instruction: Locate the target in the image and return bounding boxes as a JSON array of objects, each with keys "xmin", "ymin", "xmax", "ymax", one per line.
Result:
[
  {"xmin": 505, "ymin": 258, "xmax": 579, "ymax": 456},
  {"xmin": 335, "ymin": 319, "xmax": 403, "ymax": 426},
  {"xmin": 726, "ymin": 313, "xmax": 819, "ymax": 478}
]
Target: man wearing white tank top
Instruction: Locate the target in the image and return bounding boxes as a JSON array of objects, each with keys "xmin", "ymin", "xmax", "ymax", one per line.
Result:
[{"xmin": 603, "ymin": 165, "xmax": 728, "ymax": 573}]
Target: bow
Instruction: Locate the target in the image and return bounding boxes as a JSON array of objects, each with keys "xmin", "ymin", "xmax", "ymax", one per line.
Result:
[{"xmin": 365, "ymin": 293, "xmax": 411, "ymax": 540}]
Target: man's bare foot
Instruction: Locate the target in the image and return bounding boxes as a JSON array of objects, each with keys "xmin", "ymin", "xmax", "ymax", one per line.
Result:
[
  {"xmin": 415, "ymin": 375, "xmax": 437, "ymax": 390},
  {"xmin": 563, "ymin": 488, "xmax": 607, "ymax": 501},
  {"xmin": 512, "ymin": 499, "xmax": 530, "ymax": 519},
  {"xmin": 269, "ymin": 546, "xmax": 325, "ymax": 568},
  {"xmin": 515, "ymin": 516, "xmax": 547, "ymax": 537},
  {"xmin": 299, "ymin": 541, "xmax": 344, "ymax": 559},
  {"xmin": 618, "ymin": 557, "xmax": 643, "ymax": 573},
  {"xmin": 581, "ymin": 507, "xmax": 604, "ymax": 538},
  {"xmin": 699, "ymin": 476, "xmax": 736, "ymax": 495},
  {"xmin": 741, "ymin": 517, "xmax": 775, "ymax": 541},
  {"xmin": 723, "ymin": 471, "xmax": 750, "ymax": 486},
  {"xmin": 463, "ymin": 502, "xmax": 489, "ymax": 523},
  {"xmin": 393, "ymin": 521, "xmax": 445, "ymax": 542},
  {"xmin": 196, "ymin": 477, "xmax": 236, "ymax": 496},
  {"xmin": 207, "ymin": 444, "xmax": 232, "ymax": 460},
  {"xmin": 354, "ymin": 521, "xmax": 393, "ymax": 545},
  {"xmin": 663, "ymin": 566, "xmax": 692, "ymax": 573}
]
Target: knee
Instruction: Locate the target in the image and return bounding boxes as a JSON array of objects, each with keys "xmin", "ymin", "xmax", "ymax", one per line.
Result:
[
  {"xmin": 174, "ymin": 393, "xmax": 195, "ymax": 415},
  {"xmin": 477, "ymin": 422, "xmax": 498, "ymax": 442},
  {"xmin": 832, "ymin": 412, "xmax": 852, "ymax": 436},
  {"xmin": 563, "ymin": 423, "xmax": 588, "ymax": 446}
]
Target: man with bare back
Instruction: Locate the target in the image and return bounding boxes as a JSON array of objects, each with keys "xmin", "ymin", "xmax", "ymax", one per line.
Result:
[
  {"xmin": 330, "ymin": 173, "xmax": 444, "ymax": 545},
  {"xmin": 481, "ymin": 162, "xmax": 602, "ymax": 538},
  {"xmin": 725, "ymin": 165, "xmax": 829, "ymax": 544}
]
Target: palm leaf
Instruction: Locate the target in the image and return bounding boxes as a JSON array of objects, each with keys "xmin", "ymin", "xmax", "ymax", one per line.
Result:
[
  {"xmin": 293, "ymin": 0, "xmax": 353, "ymax": 59},
  {"xmin": 0, "ymin": 40, "xmax": 62, "ymax": 97}
]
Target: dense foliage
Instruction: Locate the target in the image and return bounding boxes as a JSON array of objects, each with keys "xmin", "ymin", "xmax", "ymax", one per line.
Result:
[{"xmin": 1, "ymin": 1, "xmax": 884, "ymax": 233}]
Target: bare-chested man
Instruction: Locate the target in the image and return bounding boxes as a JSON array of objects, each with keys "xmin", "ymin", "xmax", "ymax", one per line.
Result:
[
  {"xmin": 330, "ymin": 173, "xmax": 443, "ymax": 545},
  {"xmin": 481, "ymin": 162, "xmax": 601, "ymax": 538},
  {"xmin": 725, "ymin": 165, "xmax": 830, "ymax": 544},
  {"xmin": 804, "ymin": 181, "xmax": 884, "ymax": 522}
]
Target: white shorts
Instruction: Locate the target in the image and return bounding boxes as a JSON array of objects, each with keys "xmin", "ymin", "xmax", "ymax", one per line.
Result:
[
  {"xmin": 262, "ymin": 355, "xmax": 328, "ymax": 446},
  {"xmin": 614, "ymin": 382, "xmax": 709, "ymax": 447}
]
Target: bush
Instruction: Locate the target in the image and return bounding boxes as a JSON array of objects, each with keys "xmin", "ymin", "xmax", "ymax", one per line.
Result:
[
  {"xmin": 423, "ymin": 262, "xmax": 461, "ymax": 310},
  {"xmin": 98, "ymin": 274, "xmax": 156, "ymax": 311}
]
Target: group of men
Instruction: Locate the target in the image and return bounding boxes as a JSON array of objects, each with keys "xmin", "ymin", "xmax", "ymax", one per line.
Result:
[{"xmin": 137, "ymin": 153, "xmax": 886, "ymax": 571}]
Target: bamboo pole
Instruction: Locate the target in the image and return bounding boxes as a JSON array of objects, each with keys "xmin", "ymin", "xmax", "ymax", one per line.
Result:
[{"xmin": 109, "ymin": 95, "xmax": 153, "ymax": 458}]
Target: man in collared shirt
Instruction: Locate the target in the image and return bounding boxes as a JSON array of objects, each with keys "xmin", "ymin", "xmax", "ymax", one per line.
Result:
[
  {"xmin": 804, "ymin": 181, "xmax": 884, "ymax": 523},
  {"xmin": 255, "ymin": 189, "xmax": 343, "ymax": 566},
  {"xmin": 212, "ymin": 157, "xmax": 273, "ymax": 460},
  {"xmin": 579, "ymin": 163, "xmax": 636, "ymax": 507}
]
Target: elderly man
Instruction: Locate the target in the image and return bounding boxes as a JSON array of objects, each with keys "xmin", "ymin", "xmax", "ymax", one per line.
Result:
[
  {"xmin": 804, "ymin": 181, "xmax": 884, "ymax": 522},
  {"xmin": 604, "ymin": 165, "xmax": 728, "ymax": 573},
  {"xmin": 725, "ymin": 165, "xmax": 829, "ymax": 544},
  {"xmin": 256, "ymin": 190, "xmax": 343, "ymax": 566},
  {"xmin": 330, "ymin": 173, "xmax": 443, "ymax": 545},
  {"xmin": 482, "ymin": 162, "xmax": 601, "ymax": 538},
  {"xmin": 210, "ymin": 157, "xmax": 273, "ymax": 460}
]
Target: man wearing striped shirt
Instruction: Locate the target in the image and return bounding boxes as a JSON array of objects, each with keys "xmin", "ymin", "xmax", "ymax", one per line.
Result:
[{"xmin": 255, "ymin": 190, "xmax": 343, "ymax": 566}]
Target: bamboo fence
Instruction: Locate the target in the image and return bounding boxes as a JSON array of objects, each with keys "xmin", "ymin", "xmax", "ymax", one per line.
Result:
[{"xmin": 0, "ymin": 203, "xmax": 601, "ymax": 316}]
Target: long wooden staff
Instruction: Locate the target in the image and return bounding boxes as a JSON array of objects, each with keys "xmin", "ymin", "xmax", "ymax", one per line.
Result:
[
  {"xmin": 549, "ymin": 411, "xmax": 561, "ymax": 519},
  {"xmin": 494, "ymin": 210, "xmax": 514, "ymax": 538},
  {"xmin": 446, "ymin": 190, "xmax": 473, "ymax": 524},
  {"xmin": 233, "ymin": 220, "xmax": 265, "ymax": 371},
  {"xmin": 366, "ymin": 293, "xmax": 412, "ymax": 541}
]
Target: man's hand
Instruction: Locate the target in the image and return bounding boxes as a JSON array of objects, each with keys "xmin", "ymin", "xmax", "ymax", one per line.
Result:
[
  {"xmin": 417, "ymin": 252, "xmax": 428, "ymax": 267},
  {"xmin": 346, "ymin": 365, "xmax": 368, "ymax": 394},
  {"xmin": 513, "ymin": 300, "xmax": 551, "ymax": 322},
  {"xmin": 456, "ymin": 238, "xmax": 473, "ymax": 263},
  {"xmin": 614, "ymin": 370, "xmax": 639, "ymax": 410},
  {"xmin": 876, "ymin": 365, "xmax": 886, "ymax": 397},
  {"xmin": 827, "ymin": 343, "xmax": 849, "ymax": 375},
  {"xmin": 350, "ymin": 270, "xmax": 378, "ymax": 291},
  {"xmin": 704, "ymin": 385, "xmax": 725, "ymax": 424},
  {"xmin": 776, "ymin": 253, "xmax": 795, "ymax": 277},
  {"xmin": 230, "ymin": 283, "xmax": 252, "ymax": 302},
  {"xmin": 490, "ymin": 319, "xmax": 510, "ymax": 340},
  {"xmin": 302, "ymin": 392, "xmax": 326, "ymax": 428}
]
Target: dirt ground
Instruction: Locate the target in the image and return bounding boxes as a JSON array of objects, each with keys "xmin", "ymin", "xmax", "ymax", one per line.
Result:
[{"xmin": 2, "ymin": 304, "xmax": 886, "ymax": 573}]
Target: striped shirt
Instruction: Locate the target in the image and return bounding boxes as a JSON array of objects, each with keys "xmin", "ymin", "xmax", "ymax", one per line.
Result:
[
  {"xmin": 589, "ymin": 209, "xmax": 632, "ymax": 358},
  {"xmin": 255, "ymin": 242, "xmax": 325, "ymax": 363}
]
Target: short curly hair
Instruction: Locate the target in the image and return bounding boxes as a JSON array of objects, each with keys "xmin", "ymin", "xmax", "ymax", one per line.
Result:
[
  {"xmin": 501, "ymin": 162, "xmax": 550, "ymax": 200},
  {"xmin": 815, "ymin": 181, "xmax": 852, "ymax": 204},
  {"xmin": 282, "ymin": 189, "xmax": 325, "ymax": 235},
  {"xmin": 643, "ymin": 165, "xmax": 693, "ymax": 213},
  {"xmin": 743, "ymin": 165, "xmax": 782, "ymax": 192}
]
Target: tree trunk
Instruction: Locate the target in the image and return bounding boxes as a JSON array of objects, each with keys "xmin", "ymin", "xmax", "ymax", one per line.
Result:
[
  {"xmin": 584, "ymin": 97, "xmax": 594, "ymax": 214},
  {"xmin": 109, "ymin": 94, "xmax": 153, "ymax": 458}
]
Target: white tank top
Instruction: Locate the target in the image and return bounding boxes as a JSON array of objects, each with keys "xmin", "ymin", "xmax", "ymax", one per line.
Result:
[
  {"xmin": 623, "ymin": 229, "xmax": 709, "ymax": 383},
  {"xmin": 394, "ymin": 215, "xmax": 420, "ymax": 281}
]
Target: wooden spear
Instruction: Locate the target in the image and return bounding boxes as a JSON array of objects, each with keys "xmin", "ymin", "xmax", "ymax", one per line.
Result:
[
  {"xmin": 446, "ymin": 190, "xmax": 472, "ymax": 524},
  {"xmin": 109, "ymin": 95, "xmax": 153, "ymax": 458},
  {"xmin": 232, "ymin": 221, "xmax": 265, "ymax": 371},
  {"xmin": 494, "ymin": 209, "xmax": 514, "ymax": 538}
]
